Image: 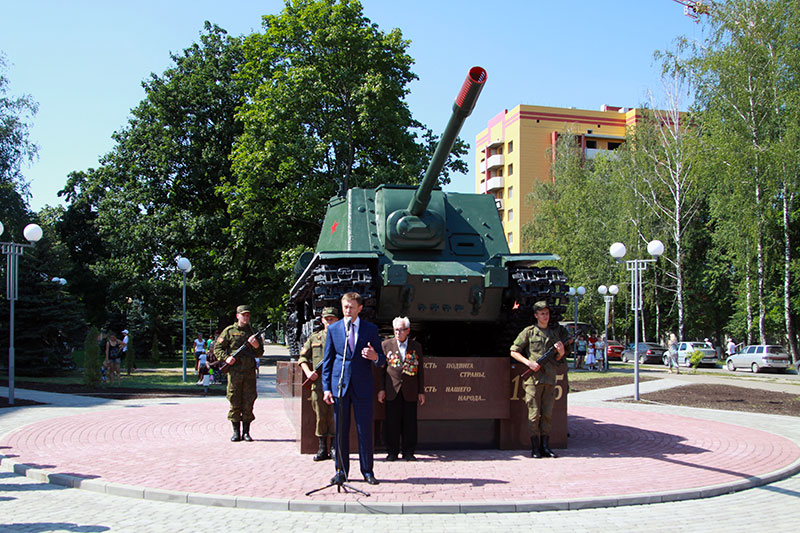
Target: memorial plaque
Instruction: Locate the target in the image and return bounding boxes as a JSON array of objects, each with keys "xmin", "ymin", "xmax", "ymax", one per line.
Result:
[{"xmin": 417, "ymin": 357, "xmax": 509, "ymax": 420}]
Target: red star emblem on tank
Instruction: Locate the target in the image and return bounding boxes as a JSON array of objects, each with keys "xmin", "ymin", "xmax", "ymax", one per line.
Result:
[{"xmin": 331, "ymin": 220, "xmax": 339, "ymax": 234}]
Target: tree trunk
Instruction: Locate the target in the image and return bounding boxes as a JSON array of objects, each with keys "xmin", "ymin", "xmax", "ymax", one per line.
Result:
[
  {"xmin": 745, "ymin": 261, "xmax": 753, "ymax": 345},
  {"xmin": 784, "ymin": 182, "xmax": 798, "ymax": 363}
]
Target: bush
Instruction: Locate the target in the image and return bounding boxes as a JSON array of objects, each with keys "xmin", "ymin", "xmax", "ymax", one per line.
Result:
[
  {"xmin": 83, "ymin": 327, "xmax": 102, "ymax": 386},
  {"xmin": 689, "ymin": 350, "xmax": 704, "ymax": 370}
]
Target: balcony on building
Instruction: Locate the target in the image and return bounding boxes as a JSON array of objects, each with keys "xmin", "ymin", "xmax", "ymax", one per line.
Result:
[
  {"xmin": 480, "ymin": 138, "xmax": 504, "ymax": 153},
  {"xmin": 486, "ymin": 153, "xmax": 504, "ymax": 169},
  {"xmin": 584, "ymin": 133, "xmax": 624, "ymax": 160},
  {"xmin": 486, "ymin": 176, "xmax": 504, "ymax": 192},
  {"xmin": 480, "ymin": 154, "xmax": 505, "ymax": 174},
  {"xmin": 586, "ymin": 148, "xmax": 619, "ymax": 160}
]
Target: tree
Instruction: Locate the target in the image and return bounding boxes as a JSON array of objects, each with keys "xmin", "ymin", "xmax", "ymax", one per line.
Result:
[
  {"xmin": 230, "ymin": 0, "xmax": 467, "ymax": 269},
  {"xmin": 0, "ymin": 57, "xmax": 86, "ymax": 374},
  {"xmin": 82, "ymin": 327, "xmax": 101, "ymax": 386},
  {"xmin": 523, "ymin": 133, "xmax": 634, "ymax": 334},
  {"xmin": 59, "ymin": 23, "xmax": 249, "ymax": 339},
  {"xmin": 621, "ymin": 72, "xmax": 704, "ymax": 341},
  {"xmin": 674, "ymin": 0, "xmax": 800, "ymax": 350},
  {"xmin": 0, "ymin": 53, "xmax": 38, "ymax": 192}
]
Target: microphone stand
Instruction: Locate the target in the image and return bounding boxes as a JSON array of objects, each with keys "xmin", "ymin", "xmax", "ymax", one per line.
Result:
[{"xmin": 305, "ymin": 319, "xmax": 370, "ymax": 497}]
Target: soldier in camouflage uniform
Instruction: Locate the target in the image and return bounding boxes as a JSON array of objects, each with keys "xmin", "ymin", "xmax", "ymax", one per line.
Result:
[
  {"xmin": 298, "ymin": 307, "xmax": 338, "ymax": 461},
  {"xmin": 510, "ymin": 300, "xmax": 570, "ymax": 458},
  {"xmin": 214, "ymin": 305, "xmax": 263, "ymax": 442}
]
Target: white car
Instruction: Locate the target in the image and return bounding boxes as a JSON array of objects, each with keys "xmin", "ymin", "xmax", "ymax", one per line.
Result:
[
  {"xmin": 663, "ymin": 341, "xmax": 717, "ymax": 367},
  {"xmin": 726, "ymin": 345, "xmax": 792, "ymax": 373}
]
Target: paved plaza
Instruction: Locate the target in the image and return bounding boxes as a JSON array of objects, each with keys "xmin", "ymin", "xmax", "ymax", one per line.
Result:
[{"xmin": 2, "ymin": 358, "xmax": 800, "ymax": 532}]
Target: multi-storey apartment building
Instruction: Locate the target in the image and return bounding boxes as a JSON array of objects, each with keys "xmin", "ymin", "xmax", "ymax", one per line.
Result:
[{"xmin": 474, "ymin": 104, "xmax": 643, "ymax": 252}]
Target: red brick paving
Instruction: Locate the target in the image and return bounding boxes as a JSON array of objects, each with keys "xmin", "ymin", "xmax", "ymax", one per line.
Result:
[{"xmin": 1, "ymin": 399, "xmax": 798, "ymax": 503}]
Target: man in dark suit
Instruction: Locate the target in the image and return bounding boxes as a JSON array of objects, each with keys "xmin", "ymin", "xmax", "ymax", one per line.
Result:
[
  {"xmin": 378, "ymin": 317, "xmax": 425, "ymax": 461},
  {"xmin": 322, "ymin": 292, "xmax": 386, "ymax": 486}
]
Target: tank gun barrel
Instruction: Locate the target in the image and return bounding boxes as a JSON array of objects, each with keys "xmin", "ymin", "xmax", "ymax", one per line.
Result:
[{"xmin": 408, "ymin": 66, "xmax": 487, "ymax": 216}]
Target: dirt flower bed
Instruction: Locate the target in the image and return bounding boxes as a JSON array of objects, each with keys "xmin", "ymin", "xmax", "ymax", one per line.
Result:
[
  {"xmin": 615, "ymin": 383, "xmax": 800, "ymax": 417},
  {"xmin": 567, "ymin": 375, "xmax": 656, "ymax": 393}
]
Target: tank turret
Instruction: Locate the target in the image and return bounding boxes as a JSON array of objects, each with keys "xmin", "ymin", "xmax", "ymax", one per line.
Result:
[
  {"xmin": 287, "ymin": 67, "xmax": 569, "ymax": 358},
  {"xmin": 387, "ymin": 67, "xmax": 486, "ymax": 250}
]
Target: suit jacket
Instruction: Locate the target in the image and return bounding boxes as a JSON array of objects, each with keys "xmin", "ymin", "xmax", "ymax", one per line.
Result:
[
  {"xmin": 322, "ymin": 317, "xmax": 385, "ymax": 399},
  {"xmin": 380, "ymin": 337, "xmax": 424, "ymax": 402}
]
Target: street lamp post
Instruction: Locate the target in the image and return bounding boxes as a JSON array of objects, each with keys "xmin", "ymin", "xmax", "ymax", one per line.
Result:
[
  {"xmin": 51, "ymin": 277, "xmax": 67, "ymax": 302},
  {"xmin": 176, "ymin": 256, "xmax": 192, "ymax": 383},
  {"xmin": 567, "ymin": 285, "xmax": 586, "ymax": 369},
  {"xmin": 1, "ymin": 221, "xmax": 43, "ymax": 406},
  {"xmin": 609, "ymin": 240, "xmax": 664, "ymax": 400},
  {"xmin": 597, "ymin": 284, "xmax": 619, "ymax": 371}
]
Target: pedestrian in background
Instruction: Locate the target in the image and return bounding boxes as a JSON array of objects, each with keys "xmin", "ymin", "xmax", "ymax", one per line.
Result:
[{"xmin": 668, "ymin": 333, "xmax": 680, "ymax": 374}]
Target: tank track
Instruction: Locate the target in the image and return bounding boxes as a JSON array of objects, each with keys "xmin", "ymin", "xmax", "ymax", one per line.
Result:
[
  {"xmin": 287, "ymin": 262, "xmax": 377, "ymax": 358},
  {"xmin": 499, "ymin": 266, "xmax": 570, "ymax": 352}
]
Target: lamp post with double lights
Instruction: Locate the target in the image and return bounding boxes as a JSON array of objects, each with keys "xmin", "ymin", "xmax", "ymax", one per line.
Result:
[
  {"xmin": 609, "ymin": 240, "xmax": 664, "ymax": 400},
  {"xmin": 567, "ymin": 285, "xmax": 586, "ymax": 369},
  {"xmin": 597, "ymin": 284, "xmax": 619, "ymax": 371},
  {"xmin": 51, "ymin": 277, "xmax": 67, "ymax": 302},
  {"xmin": 1, "ymin": 221, "xmax": 44, "ymax": 406},
  {"xmin": 177, "ymin": 256, "xmax": 192, "ymax": 383}
]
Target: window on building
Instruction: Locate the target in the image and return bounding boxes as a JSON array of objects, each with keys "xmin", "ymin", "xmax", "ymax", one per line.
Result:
[
  {"xmin": 508, "ymin": 186, "xmax": 513, "ymax": 199},
  {"xmin": 496, "ymin": 168, "xmax": 503, "ymax": 177},
  {"xmin": 507, "ymin": 140, "xmax": 513, "ymax": 153},
  {"xmin": 508, "ymin": 209, "xmax": 514, "ymax": 221},
  {"xmin": 508, "ymin": 163, "xmax": 513, "ymax": 175},
  {"xmin": 585, "ymin": 140, "xmax": 597, "ymax": 149},
  {"xmin": 608, "ymin": 141, "xmax": 622, "ymax": 150},
  {"xmin": 507, "ymin": 232, "xmax": 513, "ymax": 245}
]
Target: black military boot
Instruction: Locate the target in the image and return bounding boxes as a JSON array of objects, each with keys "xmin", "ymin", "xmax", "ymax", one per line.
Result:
[
  {"xmin": 242, "ymin": 421, "xmax": 253, "ymax": 442},
  {"xmin": 231, "ymin": 421, "xmax": 241, "ymax": 442},
  {"xmin": 530, "ymin": 436, "xmax": 542, "ymax": 458},
  {"xmin": 541, "ymin": 435, "xmax": 558, "ymax": 458},
  {"xmin": 313, "ymin": 436, "xmax": 330, "ymax": 461}
]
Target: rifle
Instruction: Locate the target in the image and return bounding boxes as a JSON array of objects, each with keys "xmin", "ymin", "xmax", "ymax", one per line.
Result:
[
  {"xmin": 218, "ymin": 324, "xmax": 271, "ymax": 374},
  {"xmin": 301, "ymin": 359, "xmax": 324, "ymax": 390},
  {"xmin": 520, "ymin": 335, "xmax": 575, "ymax": 380}
]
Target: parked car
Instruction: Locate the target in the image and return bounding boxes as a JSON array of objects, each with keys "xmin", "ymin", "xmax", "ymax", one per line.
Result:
[
  {"xmin": 604, "ymin": 340, "xmax": 624, "ymax": 361},
  {"xmin": 726, "ymin": 345, "xmax": 792, "ymax": 373},
  {"xmin": 621, "ymin": 342, "xmax": 666, "ymax": 364},
  {"xmin": 662, "ymin": 341, "xmax": 717, "ymax": 367}
]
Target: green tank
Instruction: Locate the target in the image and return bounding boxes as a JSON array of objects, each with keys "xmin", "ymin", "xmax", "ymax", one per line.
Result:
[{"xmin": 287, "ymin": 67, "xmax": 569, "ymax": 357}]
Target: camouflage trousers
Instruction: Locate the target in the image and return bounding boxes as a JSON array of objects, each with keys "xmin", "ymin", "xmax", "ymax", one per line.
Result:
[
  {"xmin": 310, "ymin": 388, "xmax": 335, "ymax": 437},
  {"xmin": 226, "ymin": 370, "xmax": 257, "ymax": 423},
  {"xmin": 524, "ymin": 381, "xmax": 555, "ymax": 437}
]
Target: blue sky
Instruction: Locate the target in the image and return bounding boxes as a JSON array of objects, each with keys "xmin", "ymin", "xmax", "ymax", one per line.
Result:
[{"xmin": 1, "ymin": 0, "xmax": 704, "ymax": 211}]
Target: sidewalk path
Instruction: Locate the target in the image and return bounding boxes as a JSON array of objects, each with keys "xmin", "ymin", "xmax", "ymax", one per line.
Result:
[{"xmin": 2, "ymin": 364, "xmax": 800, "ymax": 531}]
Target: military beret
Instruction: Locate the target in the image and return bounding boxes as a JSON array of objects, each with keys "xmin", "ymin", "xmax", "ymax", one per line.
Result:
[
  {"xmin": 236, "ymin": 305, "xmax": 251, "ymax": 314},
  {"xmin": 321, "ymin": 307, "xmax": 338, "ymax": 318},
  {"xmin": 533, "ymin": 300, "xmax": 550, "ymax": 311}
]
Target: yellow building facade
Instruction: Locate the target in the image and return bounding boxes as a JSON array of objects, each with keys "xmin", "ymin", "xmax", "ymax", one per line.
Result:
[{"xmin": 475, "ymin": 104, "xmax": 642, "ymax": 252}]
